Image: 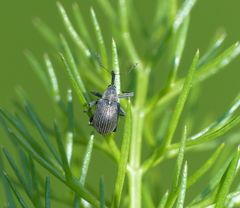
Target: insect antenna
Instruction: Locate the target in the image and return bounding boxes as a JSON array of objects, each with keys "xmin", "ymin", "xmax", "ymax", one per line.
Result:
[
  {"xmin": 127, "ymin": 62, "xmax": 138, "ymax": 74},
  {"xmin": 92, "ymin": 52, "xmax": 110, "ymax": 73},
  {"xmin": 93, "ymin": 51, "xmax": 138, "ymax": 86}
]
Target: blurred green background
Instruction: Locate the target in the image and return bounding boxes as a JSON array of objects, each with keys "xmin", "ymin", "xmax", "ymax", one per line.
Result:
[{"xmin": 0, "ymin": 0, "xmax": 240, "ymax": 206}]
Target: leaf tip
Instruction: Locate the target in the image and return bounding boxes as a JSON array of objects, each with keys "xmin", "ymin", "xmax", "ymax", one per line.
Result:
[
  {"xmin": 23, "ymin": 49, "xmax": 31, "ymax": 57},
  {"xmin": 43, "ymin": 53, "xmax": 49, "ymax": 60},
  {"xmin": 219, "ymin": 143, "xmax": 225, "ymax": 149},
  {"xmin": 237, "ymin": 145, "xmax": 240, "ymax": 152},
  {"xmin": 56, "ymin": 1, "xmax": 62, "ymax": 9},
  {"xmin": 32, "ymin": 17, "xmax": 40, "ymax": 25},
  {"xmin": 59, "ymin": 33, "xmax": 64, "ymax": 40},
  {"xmin": 90, "ymin": 7, "xmax": 95, "ymax": 14},
  {"xmin": 195, "ymin": 49, "xmax": 200, "ymax": 58},
  {"xmin": 184, "ymin": 160, "xmax": 188, "ymax": 170},
  {"xmin": 72, "ymin": 2, "xmax": 78, "ymax": 10},
  {"xmin": 2, "ymin": 170, "xmax": 7, "ymax": 177}
]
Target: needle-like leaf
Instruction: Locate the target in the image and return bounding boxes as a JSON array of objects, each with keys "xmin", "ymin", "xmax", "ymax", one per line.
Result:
[
  {"xmin": 215, "ymin": 146, "xmax": 240, "ymax": 208},
  {"xmin": 45, "ymin": 177, "xmax": 51, "ymax": 208},
  {"xmin": 188, "ymin": 143, "xmax": 225, "ymax": 188},
  {"xmin": 189, "ymin": 156, "xmax": 232, "ymax": 206},
  {"xmin": 150, "ymin": 42, "xmax": 240, "ymax": 114},
  {"xmin": 66, "ymin": 89, "xmax": 74, "ymax": 165},
  {"xmin": 198, "ymin": 30, "xmax": 227, "ymax": 68},
  {"xmin": 24, "ymin": 51, "xmax": 50, "ymax": 92},
  {"xmin": 161, "ymin": 50, "xmax": 198, "ymax": 149},
  {"xmin": 174, "ymin": 0, "xmax": 197, "ymax": 31},
  {"xmin": 54, "ymin": 122, "xmax": 72, "ymax": 180},
  {"xmin": 44, "ymin": 54, "xmax": 61, "ymax": 103},
  {"xmin": 167, "ymin": 95, "xmax": 240, "ymax": 153},
  {"xmin": 90, "ymin": 8, "xmax": 108, "ymax": 68},
  {"xmin": 142, "ymin": 183, "xmax": 155, "ymax": 208},
  {"xmin": 74, "ymin": 134, "xmax": 94, "ymax": 207},
  {"xmin": 60, "ymin": 35, "xmax": 90, "ymax": 106},
  {"xmin": 112, "ymin": 39, "xmax": 121, "ymax": 95},
  {"xmin": 3, "ymin": 171, "xmax": 29, "ymax": 208},
  {"xmin": 168, "ymin": 16, "xmax": 189, "ymax": 86},
  {"xmin": 3, "ymin": 148, "xmax": 32, "ymax": 201},
  {"xmin": 80, "ymin": 134, "xmax": 94, "ymax": 186},
  {"xmin": 157, "ymin": 190, "xmax": 169, "ymax": 208},
  {"xmin": 95, "ymin": 0, "xmax": 115, "ymax": 22},
  {"xmin": 57, "ymin": 2, "xmax": 91, "ymax": 57},
  {"xmin": 143, "ymin": 50, "xmax": 199, "ymax": 171},
  {"xmin": 119, "ymin": 0, "xmax": 140, "ymax": 63},
  {"xmin": 173, "ymin": 126, "xmax": 187, "ymax": 189},
  {"xmin": 25, "ymin": 103, "xmax": 61, "ymax": 165},
  {"xmin": 72, "ymin": 3, "xmax": 92, "ymax": 48},
  {"xmin": 111, "ymin": 100, "xmax": 132, "ymax": 208},
  {"xmin": 2, "ymin": 0, "xmax": 240, "ymax": 207},
  {"xmin": 176, "ymin": 161, "xmax": 188, "ymax": 208},
  {"xmin": 100, "ymin": 176, "xmax": 105, "ymax": 208},
  {"xmin": 0, "ymin": 109, "xmax": 60, "ymax": 171},
  {"xmin": 0, "ymin": 154, "xmax": 16, "ymax": 208},
  {"xmin": 33, "ymin": 18, "xmax": 60, "ymax": 49}
]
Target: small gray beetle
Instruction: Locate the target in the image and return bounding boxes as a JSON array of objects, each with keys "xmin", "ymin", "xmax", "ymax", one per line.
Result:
[{"xmin": 89, "ymin": 71, "xmax": 133, "ymax": 135}]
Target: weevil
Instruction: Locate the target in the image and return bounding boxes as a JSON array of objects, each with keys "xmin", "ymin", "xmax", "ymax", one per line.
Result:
[{"xmin": 89, "ymin": 71, "xmax": 134, "ymax": 135}]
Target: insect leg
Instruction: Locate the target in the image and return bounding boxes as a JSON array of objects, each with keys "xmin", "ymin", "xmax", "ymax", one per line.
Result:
[
  {"xmin": 117, "ymin": 103, "xmax": 126, "ymax": 116},
  {"xmin": 118, "ymin": 92, "xmax": 134, "ymax": 98},
  {"xmin": 91, "ymin": 91, "xmax": 102, "ymax": 98},
  {"xmin": 89, "ymin": 100, "xmax": 98, "ymax": 107},
  {"xmin": 119, "ymin": 106, "xmax": 126, "ymax": 116},
  {"xmin": 113, "ymin": 126, "xmax": 117, "ymax": 132},
  {"xmin": 89, "ymin": 116, "xmax": 93, "ymax": 125}
]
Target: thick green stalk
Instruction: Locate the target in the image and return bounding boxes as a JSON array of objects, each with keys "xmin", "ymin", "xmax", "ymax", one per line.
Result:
[
  {"xmin": 128, "ymin": 66, "xmax": 150, "ymax": 208},
  {"xmin": 119, "ymin": 0, "xmax": 149, "ymax": 206}
]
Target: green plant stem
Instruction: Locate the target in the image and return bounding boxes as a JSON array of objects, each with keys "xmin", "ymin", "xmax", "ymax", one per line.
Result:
[
  {"xmin": 128, "ymin": 110, "xmax": 144, "ymax": 208},
  {"xmin": 128, "ymin": 66, "xmax": 150, "ymax": 208}
]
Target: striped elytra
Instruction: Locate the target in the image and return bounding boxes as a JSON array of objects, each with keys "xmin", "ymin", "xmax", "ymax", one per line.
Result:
[{"xmin": 93, "ymin": 98, "xmax": 119, "ymax": 135}]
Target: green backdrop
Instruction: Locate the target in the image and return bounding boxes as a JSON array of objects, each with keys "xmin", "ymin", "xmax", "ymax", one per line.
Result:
[{"xmin": 0, "ymin": 0, "xmax": 240, "ymax": 206}]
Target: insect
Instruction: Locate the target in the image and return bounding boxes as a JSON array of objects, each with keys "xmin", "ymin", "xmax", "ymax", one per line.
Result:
[{"xmin": 89, "ymin": 71, "xmax": 134, "ymax": 135}]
